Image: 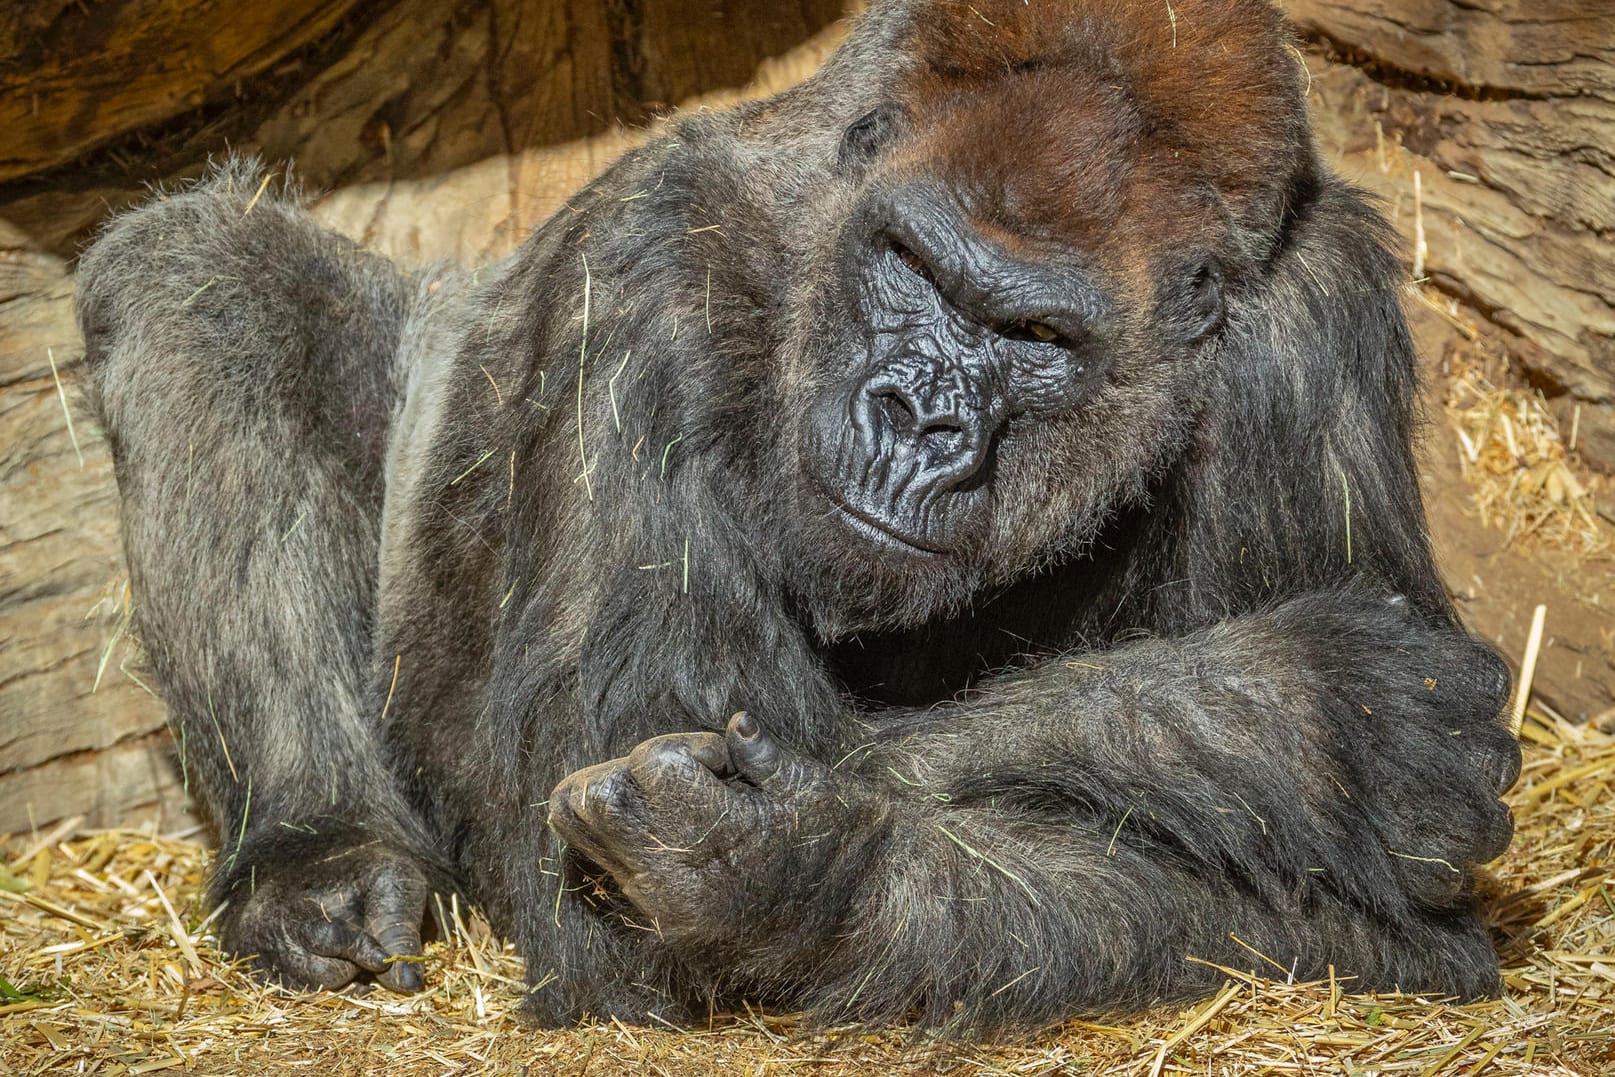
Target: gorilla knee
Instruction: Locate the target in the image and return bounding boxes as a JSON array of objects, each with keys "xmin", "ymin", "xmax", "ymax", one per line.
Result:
[
  {"xmin": 76, "ymin": 157, "xmax": 405, "ymax": 446},
  {"xmin": 78, "ymin": 196, "xmax": 221, "ymax": 427},
  {"xmin": 78, "ymin": 159, "xmax": 291, "ymax": 369}
]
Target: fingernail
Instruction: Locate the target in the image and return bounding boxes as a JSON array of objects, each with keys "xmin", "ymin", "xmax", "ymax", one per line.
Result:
[{"xmin": 731, "ymin": 711, "xmax": 758, "ymax": 738}]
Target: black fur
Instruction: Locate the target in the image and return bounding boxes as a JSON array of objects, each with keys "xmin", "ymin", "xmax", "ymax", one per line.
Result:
[{"xmin": 77, "ymin": 0, "xmax": 1518, "ymax": 1033}]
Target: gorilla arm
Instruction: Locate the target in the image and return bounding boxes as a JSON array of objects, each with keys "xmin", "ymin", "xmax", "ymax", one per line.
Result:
[{"xmin": 548, "ymin": 585, "xmax": 1519, "ymax": 1029}]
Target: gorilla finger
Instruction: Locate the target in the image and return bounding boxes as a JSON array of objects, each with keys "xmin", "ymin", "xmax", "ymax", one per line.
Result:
[
  {"xmin": 1481, "ymin": 734, "xmax": 1523, "ymax": 797},
  {"xmin": 363, "ymin": 880, "xmax": 428, "ymax": 993},
  {"xmin": 549, "ymin": 762, "xmax": 642, "ymax": 862},
  {"xmin": 1393, "ymin": 857, "xmax": 1467, "ymax": 907},
  {"xmin": 727, "ymin": 711, "xmax": 787, "ymax": 785},
  {"xmin": 1473, "ymin": 802, "xmax": 1516, "ymax": 864},
  {"xmin": 255, "ymin": 945, "xmax": 363, "ymax": 992},
  {"xmin": 372, "ymin": 927, "xmax": 425, "ymax": 992},
  {"xmin": 376, "ymin": 953, "xmax": 425, "ymax": 993},
  {"xmin": 626, "ymin": 732, "xmax": 733, "ymax": 785},
  {"xmin": 299, "ymin": 913, "xmax": 393, "ymax": 973}
]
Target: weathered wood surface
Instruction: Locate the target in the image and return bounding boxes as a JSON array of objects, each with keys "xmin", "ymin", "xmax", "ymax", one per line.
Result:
[
  {"xmin": 0, "ymin": 0, "xmax": 843, "ymax": 255},
  {"xmin": 0, "ymin": 0, "xmax": 368, "ymax": 183},
  {"xmin": 0, "ymin": 227, "xmax": 194, "ymax": 833},
  {"xmin": 1283, "ymin": 0, "xmax": 1615, "ymax": 467}
]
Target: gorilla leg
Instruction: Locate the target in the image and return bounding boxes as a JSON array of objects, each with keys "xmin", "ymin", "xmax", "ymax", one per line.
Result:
[{"xmin": 77, "ymin": 163, "xmax": 437, "ymax": 991}]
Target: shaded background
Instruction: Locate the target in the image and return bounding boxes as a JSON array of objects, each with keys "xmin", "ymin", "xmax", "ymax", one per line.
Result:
[{"xmin": 1, "ymin": 0, "xmax": 1611, "ymax": 835}]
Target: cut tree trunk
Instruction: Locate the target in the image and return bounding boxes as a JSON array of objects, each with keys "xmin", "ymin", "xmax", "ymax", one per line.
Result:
[{"xmin": 1283, "ymin": 0, "xmax": 1615, "ymax": 468}]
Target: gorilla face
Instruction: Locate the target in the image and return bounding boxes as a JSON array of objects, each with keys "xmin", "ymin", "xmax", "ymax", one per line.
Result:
[
  {"xmin": 787, "ymin": 87, "xmax": 1230, "ymax": 633},
  {"xmin": 803, "ymin": 178, "xmax": 1113, "ymax": 557}
]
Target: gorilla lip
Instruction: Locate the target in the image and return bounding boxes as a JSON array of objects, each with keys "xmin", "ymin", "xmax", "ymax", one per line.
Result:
[{"xmin": 833, "ymin": 501, "xmax": 951, "ymax": 556}]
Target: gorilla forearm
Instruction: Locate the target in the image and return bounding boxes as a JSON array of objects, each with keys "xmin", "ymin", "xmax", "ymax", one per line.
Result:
[
  {"xmin": 782, "ymin": 589, "xmax": 1518, "ymax": 1023},
  {"xmin": 859, "ymin": 586, "xmax": 1518, "ymax": 915},
  {"xmin": 772, "ymin": 807, "xmax": 1501, "ymax": 1029}
]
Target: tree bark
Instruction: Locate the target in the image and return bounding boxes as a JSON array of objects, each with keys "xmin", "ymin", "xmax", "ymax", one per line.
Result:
[
  {"xmin": 1283, "ymin": 0, "xmax": 1615, "ymax": 467},
  {"xmin": 0, "ymin": 0, "xmax": 844, "ymax": 255}
]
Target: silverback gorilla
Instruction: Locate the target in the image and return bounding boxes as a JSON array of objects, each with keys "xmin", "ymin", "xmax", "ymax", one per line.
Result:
[{"xmin": 78, "ymin": 0, "xmax": 1519, "ymax": 1031}]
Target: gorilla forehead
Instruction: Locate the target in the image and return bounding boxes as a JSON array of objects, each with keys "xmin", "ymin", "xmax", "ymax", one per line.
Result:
[{"xmin": 884, "ymin": 0, "xmax": 1305, "ymax": 245}]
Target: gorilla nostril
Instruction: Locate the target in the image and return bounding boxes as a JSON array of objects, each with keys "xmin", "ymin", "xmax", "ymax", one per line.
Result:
[
  {"xmin": 869, "ymin": 386, "xmax": 970, "ymax": 448},
  {"xmin": 874, "ymin": 388, "xmax": 918, "ymax": 433},
  {"xmin": 857, "ymin": 378, "xmax": 990, "ymax": 483}
]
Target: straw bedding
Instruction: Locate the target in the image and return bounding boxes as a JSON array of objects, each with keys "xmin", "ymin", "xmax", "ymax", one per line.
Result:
[
  {"xmin": 2, "ymin": 703, "xmax": 1609, "ymax": 1076},
  {"xmin": 1444, "ymin": 359, "xmax": 1610, "ymax": 560}
]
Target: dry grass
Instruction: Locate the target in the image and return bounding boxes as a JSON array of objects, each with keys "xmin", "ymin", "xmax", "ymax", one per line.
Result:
[
  {"xmin": 1443, "ymin": 360, "xmax": 1610, "ymax": 559},
  {"xmin": 2, "ymin": 708, "xmax": 1611, "ymax": 1076}
]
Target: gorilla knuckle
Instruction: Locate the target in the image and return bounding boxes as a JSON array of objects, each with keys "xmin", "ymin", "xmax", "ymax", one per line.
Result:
[
  {"xmin": 573, "ymin": 765, "xmax": 643, "ymax": 825},
  {"xmin": 1471, "ymin": 645, "xmax": 1514, "ymax": 714},
  {"xmin": 1474, "ymin": 726, "xmax": 1523, "ymax": 797},
  {"xmin": 1476, "ymin": 802, "xmax": 1516, "ymax": 864},
  {"xmin": 627, "ymin": 735, "xmax": 697, "ymax": 777}
]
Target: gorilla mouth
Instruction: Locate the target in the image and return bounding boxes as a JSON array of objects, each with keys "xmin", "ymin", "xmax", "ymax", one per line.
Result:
[{"xmin": 834, "ymin": 502, "xmax": 952, "ymax": 556}]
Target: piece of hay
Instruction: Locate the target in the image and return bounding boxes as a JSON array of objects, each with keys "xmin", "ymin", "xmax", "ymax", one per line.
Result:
[{"xmin": 1510, "ymin": 604, "xmax": 1547, "ymax": 737}]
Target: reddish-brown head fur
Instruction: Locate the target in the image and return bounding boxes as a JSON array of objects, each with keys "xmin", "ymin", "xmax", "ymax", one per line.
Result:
[{"xmin": 888, "ymin": 0, "xmax": 1305, "ymax": 268}]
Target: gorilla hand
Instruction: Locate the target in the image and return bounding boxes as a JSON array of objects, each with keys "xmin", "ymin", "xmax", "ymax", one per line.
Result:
[
  {"xmin": 215, "ymin": 825, "xmax": 429, "ymax": 993},
  {"xmin": 1280, "ymin": 591, "xmax": 1521, "ymax": 908},
  {"xmin": 547, "ymin": 714, "xmax": 889, "ymax": 962}
]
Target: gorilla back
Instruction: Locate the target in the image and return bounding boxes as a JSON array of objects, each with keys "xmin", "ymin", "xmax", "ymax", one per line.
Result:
[{"xmin": 78, "ymin": 0, "xmax": 1520, "ymax": 1031}]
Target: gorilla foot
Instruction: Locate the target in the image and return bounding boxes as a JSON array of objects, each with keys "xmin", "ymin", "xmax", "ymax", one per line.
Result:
[{"xmin": 217, "ymin": 828, "xmax": 431, "ymax": 994}]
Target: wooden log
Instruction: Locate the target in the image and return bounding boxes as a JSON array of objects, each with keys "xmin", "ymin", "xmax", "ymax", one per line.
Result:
[
  {"xmin": 1281, "ymin": 0, "xmax": 1615, "ymax": 467},
  {"xmin": 1282, "ymin": 1, "xmax": 1615, "ymax": 97},
  {"xmin": 0, "ymin": 0, "xmax": 369, "ymax": 184},
  {"xmin": 0, "ymin": 229, "xmax": 188, "ymax": 834},
  {"xmin": 0, "ymin": 0, "xmax": 844, "ymax": 255}
]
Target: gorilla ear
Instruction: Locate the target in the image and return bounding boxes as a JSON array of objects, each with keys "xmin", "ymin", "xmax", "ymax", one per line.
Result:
[
  {"xmin": 1160, "ymin": 256, "xmax": 1225, "ymax": 344},
  {"xmin": 837, "ymin": 103, "xmax": 907, "ymax": 174}
]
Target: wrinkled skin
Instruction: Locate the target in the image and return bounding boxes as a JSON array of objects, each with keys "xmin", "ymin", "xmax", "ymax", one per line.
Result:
[{"xmin": 551, "ymin": 714, "xmax": 886, "ymax": 965}]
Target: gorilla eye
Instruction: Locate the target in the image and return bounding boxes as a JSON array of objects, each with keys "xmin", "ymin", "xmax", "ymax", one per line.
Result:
[
  {"xmin": 891, "ymin": 241, "xmax": 937, "ymax": 286},
  {"xmin": 1003, "ymin": 320, "xmax": 1066, "ymax": 345},
  {"xmin": 838, "ymin": 103, "xmax": 904, "ymax": 173},
  {"xmin": 1172, "ymin": 258, "xmax": 1225, "ymax": 342}
]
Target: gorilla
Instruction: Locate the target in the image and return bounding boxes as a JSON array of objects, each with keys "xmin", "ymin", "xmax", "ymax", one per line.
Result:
[{"xmin": 77, "ymin": 0, "xmax": 1520, "ymax": 1031}]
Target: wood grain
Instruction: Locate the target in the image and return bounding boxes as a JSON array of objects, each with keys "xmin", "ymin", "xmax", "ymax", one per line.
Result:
[
  {"xmin": 0, "ymin": 235, "xmax": 186, "ymax": 833},
  {"xmin": 1283, "ymin": 0, "xmax": 1615, "ymax": 466},
  {"xmin": 0, "ymin": 0, "xmax": 844, "ymax": 254},
  {"xmin": 0, "ymin": 0, "xmax": 371, "ymax": 184}
]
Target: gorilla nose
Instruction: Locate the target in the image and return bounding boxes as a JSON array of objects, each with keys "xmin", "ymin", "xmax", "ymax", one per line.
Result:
[
  {"xmin": 872, "ymin": 383, "xmax": 964, "ymax": 443},
  {"xmin": 860, "ymin": 378, "xmax": 991, "ymax": 487}
]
